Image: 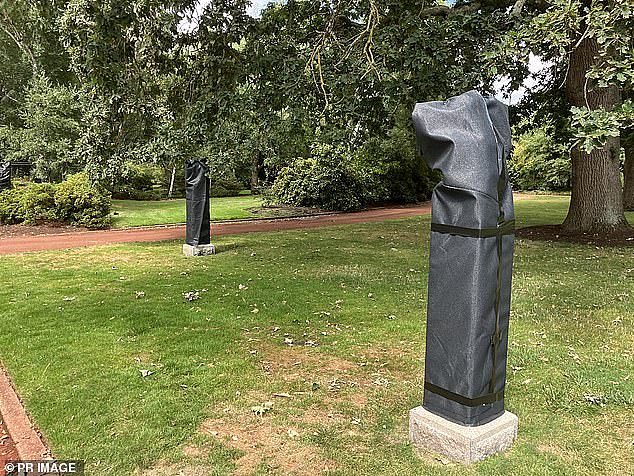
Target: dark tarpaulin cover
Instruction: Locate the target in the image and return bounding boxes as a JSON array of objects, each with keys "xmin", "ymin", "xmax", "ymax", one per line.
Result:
[
  {"xmin": 0, "ymin": 162, "xmax": 10, "ymax": 191},
  {"xmin": 185, "ymin": 159, "xmax": 211, "ymax": 246},
  {"xmin": 412, "ymin": 90, "xmax": 515, "ymax": 426}
]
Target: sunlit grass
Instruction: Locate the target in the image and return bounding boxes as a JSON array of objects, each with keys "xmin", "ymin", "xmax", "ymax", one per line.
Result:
[{"xmin": 0, "ymin": 198, "xmax": 632, "ymax": 475}]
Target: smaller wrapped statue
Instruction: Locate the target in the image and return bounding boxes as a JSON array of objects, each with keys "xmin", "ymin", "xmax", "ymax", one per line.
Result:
[{"xmin": 183, "ymin": 159, "xmax": 214, "ymax": 256}]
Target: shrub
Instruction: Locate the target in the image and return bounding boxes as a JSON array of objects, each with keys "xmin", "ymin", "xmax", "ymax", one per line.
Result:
[
  {"xmin": 0, "ymin": 188, "xmax": 25, "ymax": 224},
  {"xmin": 20, "ymin": 183, "xmax": 57, "ymax": 224},
  {"xmin": 112, "ymin": 164, "xmax": 163, "ymax": 200},
  {"xmin": 55, "ymin": 173, "xmax": 111, "ymax": 228},
  {"xmin": 270, "ymin": 144, "xmax": 365, "ymax": 211},
  {"xmin": 509, "ymin": 128, "xmax": 571, "ymax": 191},
  {"xmin": 211, "ymin": 177, "xmax": 243, "ymax": 197},
  {"xmin": 355, "ymin": 126, "xmax": 438, "ymax": 203}
]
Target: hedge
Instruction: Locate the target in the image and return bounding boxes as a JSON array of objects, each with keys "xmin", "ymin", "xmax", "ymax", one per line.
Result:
[{"xmin": 0, "ymin": 173, "xmax": 111, "ymax": 228}]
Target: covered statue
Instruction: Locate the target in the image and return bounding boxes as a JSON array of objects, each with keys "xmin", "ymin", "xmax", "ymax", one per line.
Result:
[
  {"xmin": 412, "ymin": 90, "xmax": 515, "ymax": 427},
  {"xmin": 185, "ymin": 159, "xmax": 211, "ymax": 247}
]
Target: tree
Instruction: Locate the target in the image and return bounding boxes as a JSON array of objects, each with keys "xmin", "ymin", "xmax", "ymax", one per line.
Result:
[
  {"xmin": 624, "ymin": 132, "xmax": 634, "ymax": 210},
  {"xmin": 0, "ymin": 1, "xmax": 74, "ymax": 127},
  {"xmin": 241, "ymin": 0, "xmax": 518, "ymax": 206},
  {"xmin": 58, "ymin": 0, "xmax": 185, "ymax": 182},
  {"xmin": 20, "ymin": 75, "xmax": 82, "ymax": 182},
  {"xmin": 494, "ymin": 0, "xmax": 632, "ymax": 232}
]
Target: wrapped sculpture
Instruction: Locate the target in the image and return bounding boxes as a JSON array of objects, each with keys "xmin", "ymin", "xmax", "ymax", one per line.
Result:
[
  {"xmin": 185, "ymin": 159, "xmax": 211, "ymax": 247},
  {"xmin": 412, "ymin": 90, "xmax": 515, "ymax": 427},
  {"xmin": 0, "ymin": 162, "xmax": 10, "ymax": 191}
]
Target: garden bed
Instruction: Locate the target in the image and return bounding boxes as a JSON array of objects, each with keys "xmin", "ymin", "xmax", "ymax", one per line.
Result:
[{"xmin": 517, "ymin": 224, "xmax": 634, "ymax": 247}]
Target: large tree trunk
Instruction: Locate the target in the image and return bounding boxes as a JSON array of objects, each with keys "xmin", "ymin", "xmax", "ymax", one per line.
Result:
[
  {"xmin": 624, "ymin": 135, "xmax": 634, "ymax": 211},
  {"xmin": 562, "ymin": 33, "xmax": 628, "ymax": 232},
  {"xmin": 250, "ymin": 152, "xmax": 262, "ymax": 193}
]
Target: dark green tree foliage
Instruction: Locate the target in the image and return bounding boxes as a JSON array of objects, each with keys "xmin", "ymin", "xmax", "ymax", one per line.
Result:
[
  {"xmin": 20, "ymin": 75, "xmax": 83, "ymax": 182},
  {"xmin": 58, "ymin": 1, "xmax": 185, "ymax": 182},
  {"xmin": 0, "ymin": 1, "xmax": 74, "ymax": 127},
  {"xmin": 250, "ymin": 1, "xmax": 518, "ymax": 207}
]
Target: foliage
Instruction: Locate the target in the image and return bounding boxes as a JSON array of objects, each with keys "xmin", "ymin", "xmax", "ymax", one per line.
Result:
[
  {"xmin": 271, "ymin": 144, "xmax": 365, "ymax": 211},
  {"xmin": 490, "ymin": 0, "xmax": 633, "ymax": 152},
  {"xmin": 0, "ymin": 187, "xmax": 25, "ymax": 224},
  {"xmin": 0, "ymin": 0, "xmax": 74, "ymax": 125},
  {"xmin": 509, "ymin": 127, "xmax": 571, "ymax": 191},
  {"xmin": 20, "ymin": 75, "xmax": 83, "ymax": 182},
  {"xmin": 211, "ymin": 177, "xmax": 243, "ymax": 198},
  {"xmin": 111, "ymin": 163, "xmax": 163, "ymax": 200},
  {"xmin": 54, "ymin": 172, "xmax": 111, "ymax": 228},
  {"xmin": 19, "ymin": 182, "xmax": 57, "ymax": 224},
  {"xmin": 571, "ymin": 100, "xmax": 634, "ymax": 153},
  {"xmin": 355, "ymin": 120, "xmax": 437, "ymax": 203},
  {"xmin": 0, "ymin": 173, "xmax": 111, "ymax": 228}
]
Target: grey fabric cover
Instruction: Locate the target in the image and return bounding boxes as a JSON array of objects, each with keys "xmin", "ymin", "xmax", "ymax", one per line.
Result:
[
  {"xmin": 185, "ymin": 159, "xmax": 211, "ymax": 246},
  {"xmin": 412, "ymin": 90, "xmax": 514, "ymax": 426},
  {"xmin": 0, "ymin": 162, "xmax": 10, "ymax": 191}
]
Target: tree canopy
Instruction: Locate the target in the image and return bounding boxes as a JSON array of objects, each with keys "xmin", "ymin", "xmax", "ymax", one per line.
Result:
[{"xmin": 0, "ymin": 0, "xmax": 632, "ymax": 232}]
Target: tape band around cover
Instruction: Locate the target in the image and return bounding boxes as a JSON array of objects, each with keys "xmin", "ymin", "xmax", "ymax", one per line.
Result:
[
  {"xmin": 430, "ymin": 220, "xmax": 515, "ymax": 238},
  {"xmin": 424, "ymin": 381, "xmax": 504, "ymax": 407}
]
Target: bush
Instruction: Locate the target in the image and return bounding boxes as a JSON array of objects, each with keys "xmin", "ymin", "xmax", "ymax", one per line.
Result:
[
  {"xmin": 509, "ymin": 128, "xmax": 570, "ymax": 191},
  {"xmin": 0, "ymin": 174, "xmax": 112, "ymax": 228},
  {"xmin": 112, "ymin": 164, "xmax": 163, "ymax": 200},
  {"xmin": 355, "ymin": 126, "xmax": 437, "ymax": 203},
  {"xmin": 55, "ymin": 173, "xmax": 112, "ymax": 228},
  {"xmin": 211, "ymin": 177, "xmax": 243, "ymax": 197},
  {"xmin": 270, "ymin": 144, "xmax": 365, "ymax": 211},
  {"xmin": 0, "ymin": 188, "xmax": 25, "ymax": 224},
  {"xmin": 20, "ymin": 183, "xmax": 57, "ymax": 224}
]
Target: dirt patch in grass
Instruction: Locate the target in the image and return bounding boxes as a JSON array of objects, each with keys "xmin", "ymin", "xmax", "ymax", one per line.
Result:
[
  {"xmin": 199, "ymin": 415, "xmax": 337, "ymax": 475},
  {"xmin": 517, "ymin": 224, "xmax": 634, "ymax": 247},
  {"xmin": 258, "ymin": 344, "xmax": 362, "ymax": 385},
  {"xmin": 137, "ymin": 462, "xmax": 208, "ymax": 476},
  {"xmin": 536, "ymin": 442, "xmax": 578, "ymax": 463}
]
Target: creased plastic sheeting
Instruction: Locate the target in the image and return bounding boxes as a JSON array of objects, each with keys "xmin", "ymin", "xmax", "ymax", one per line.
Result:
[
  {"xmin": 0, "ymin": 162, "xmax": 10, "ymax": 191},
  {"xmin": 185, "ymin": 159, "xmax": 211, "ymax": 246},
  {"xmin": 412, "ymin": 90, "xmax": 515, "ymax": 427}
]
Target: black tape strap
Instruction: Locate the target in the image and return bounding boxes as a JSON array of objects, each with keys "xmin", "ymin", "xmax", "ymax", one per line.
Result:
[
  {"xmin": 431, "ymin": 220, "xmax": 515, "ymax": 238},
  {"xmin": 425, "ymin": 382, "xmax": 504, "ymax": 407}
]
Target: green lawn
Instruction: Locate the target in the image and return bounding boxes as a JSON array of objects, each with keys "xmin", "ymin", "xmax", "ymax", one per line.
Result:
[
  {"xmin": 110, "ymin": 194, "xmax": 324, "ymax": 228},
  {"xmin": 111, "ymin": 195, "xmax": 265, "ymax": 227},
  {"xmin": 1, "ymin": 196, "xmax": 632, "ymax": 475}
]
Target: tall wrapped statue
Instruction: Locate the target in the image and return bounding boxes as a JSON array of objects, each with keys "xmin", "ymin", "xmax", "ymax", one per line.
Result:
[
  {"xmin": 183, "ymin": 159, "xmax": 215, "ymax": 256},
  {"xmin": 409, "ymin": 91, "xmax": 517, "ymax": 462}
]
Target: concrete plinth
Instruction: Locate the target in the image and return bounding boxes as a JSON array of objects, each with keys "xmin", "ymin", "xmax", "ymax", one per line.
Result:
[
  {"xmin": 183, "ymin": 243, "xmax": 216, "ymax": 257},
  {"xmin": 409, "ymin": 406, "xmax": 518, "ymax": 464}
]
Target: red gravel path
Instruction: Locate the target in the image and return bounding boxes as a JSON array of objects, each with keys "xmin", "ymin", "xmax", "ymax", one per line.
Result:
[
  {"xmin": 0, "ymin": 369, "xmax": 49, "ymax": 471},
  {"xmin": 0, "ymin": 204, "xmax": 431, "ymax": 255},
  {"xmin": 0, "ymin": 416, "xmax": 18, "ymax": 476}
]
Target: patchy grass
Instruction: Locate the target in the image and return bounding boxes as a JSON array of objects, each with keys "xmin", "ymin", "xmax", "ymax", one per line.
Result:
[
  {"xmin": 0, "ymin": 198, "xmax": 632, "ymax": 475},
  {"xmin": 110, "ymin": 195, "xmax": 318, "ymax": 228}
]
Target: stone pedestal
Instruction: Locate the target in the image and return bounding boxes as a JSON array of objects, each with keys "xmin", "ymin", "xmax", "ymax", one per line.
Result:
[
  {"xmin": 409, "ymin": 406, "xmax": 518, "ymax": 464},
  {"xmin": 183, "ymin": 243, "xmax": 216, "ymax": 257}
]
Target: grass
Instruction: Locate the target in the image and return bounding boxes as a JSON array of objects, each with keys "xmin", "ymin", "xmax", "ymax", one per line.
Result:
[
  {"xmin": 0, "ymin": 196, "xmax": 633, "ymax": 475},
  {"xmin": 110, "ymin": 193, "xmax": 325, "ymax": 228},
  {"xmin": 111, "ymin": 195, "xmax": 265, "ymax": 227}
]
